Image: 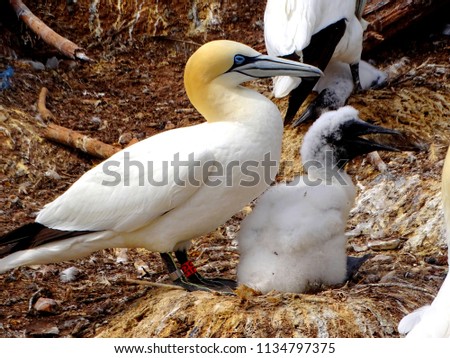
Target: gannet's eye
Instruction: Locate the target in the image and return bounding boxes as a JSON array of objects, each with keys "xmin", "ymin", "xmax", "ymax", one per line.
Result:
[{"xmin": 234, "ymin": 55, "xmax": 246, "ymax": 65}]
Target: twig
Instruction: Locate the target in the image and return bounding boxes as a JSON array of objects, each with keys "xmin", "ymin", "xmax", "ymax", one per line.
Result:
[
  {"xmin": 37, "ymin": 87, "xmax": 120, "ymax": 159},
  {"xmin": 152, "ymin": 35, "xmax": 201, "ymax": 47},
  {"xmin": 367, "ymin": 151, "xmax": 388, "ymax": 173},
  {"xmin": 121, "ymin": 278, "xmax": 185, "ymax": 290},
  {"xmin": 43, "ymin": 123, "xmax": 120, "ymax": 159},
  {"xmin": 9, "ymin": 0, "xmax": 91, "ymax": 61},
  {"xmin": 38, "ymin": 87, "xmax": 54, "ymax": 121},
  {"xmin": 353, "ymin": 282, "xmax": 436, "ymax": 298}
]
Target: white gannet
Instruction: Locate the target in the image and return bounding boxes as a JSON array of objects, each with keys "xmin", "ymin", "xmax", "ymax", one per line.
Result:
[
  {"xmin": 237, "ymin": 106, "xmax": 402, "ymax": 294},
  {"xmin": 293, "ymin": 60, "xmax": 387, "ymax": 126},
  {"xmin": 0, "ymin": 40, "xmax": 322, "ymax": 292},
  {"xmin": 264, "ymin": 0, "xmax": 368, "ymax": 124},
  {"xmin": 398, "ymin": 146, "xmax": 450, "ymax": 337}
]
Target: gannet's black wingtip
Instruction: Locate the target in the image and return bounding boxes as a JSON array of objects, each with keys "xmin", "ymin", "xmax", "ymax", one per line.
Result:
[
  {"xmin": 284, "ymin": 79, "xmax": 318, "ymax": 126},
  {"xmin": 0, "ymin": 222, "xmax": 92, "ymax": 259},
  {"xmin": 284, "ymin": 18, "xmax": 348, "ymax": 126}
]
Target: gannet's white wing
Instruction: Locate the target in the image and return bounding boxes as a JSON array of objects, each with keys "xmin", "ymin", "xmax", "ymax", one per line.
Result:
[
  {"xmin": 264, "ymin": 0, "xmax": 311, "ymax": 98},
  {"xmin": 36, "ymin": 125, "xmax": 213, "ymax": 233},
  {"xmin": 398, "ymin": 146, "xmax": 450, "ymax": 337},
  {"xmin": 265, "ymin": 0, "xmax": 359, "ymax": 57},
  {"xmin": 264, "ymin": 0, "xmax": 317, "ymax": 57},
  {"xmin": 398, "ymin": 305, "xmax": 430, "ymax": 335},
  {"xmin": 264, "ymin": 0, "xmax": 357, "ymax": 98},
  {"xmin": 399, "ymin": 274, "xmax": 450, "ymax": 337}
]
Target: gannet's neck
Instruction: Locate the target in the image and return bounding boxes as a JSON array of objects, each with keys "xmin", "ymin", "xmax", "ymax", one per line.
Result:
[
  {"xmin": 186, "ymin": 75, "xmax": 276, "ymax": 123},
  {"xmin": 301, "ymin": 135, "xmax": 347, "ymax": 184},
  {"xmin": 303, "ymin": 152, "xmax": 351, "ymax": 185},
  {"xmin": 183, "ymin": 40, "xmax": 276, "ymax": 124}
]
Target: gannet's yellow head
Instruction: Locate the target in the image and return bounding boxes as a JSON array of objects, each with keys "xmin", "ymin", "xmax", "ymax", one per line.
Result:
[{"xmin": 184, "ymin": 40, "xmax": 322, "ymax": 122}]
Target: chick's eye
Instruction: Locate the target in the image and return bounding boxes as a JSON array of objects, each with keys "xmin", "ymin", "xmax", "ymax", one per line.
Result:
[{"xmin": 234, "ymin": 55, "xmax": 246, "ymax": 65}]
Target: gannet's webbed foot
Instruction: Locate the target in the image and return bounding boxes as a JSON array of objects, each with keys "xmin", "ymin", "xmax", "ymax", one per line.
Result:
[
  {"xmin": 160, "ymin": 252, "xmax": 212, "ymax": 292},
  {"xmin": 160, "ymin": 251, "xmax": 236, "ymax": 293},
  {"xmin": 346, "ymin": 254, "xmax": 371, "ymax": 280},
  {"xmin": 175, "ymin": 250, "xmax": 236, "ymax": 293},
  {"xmin": 350, "ymin": 62, "xmax": 363, "ymax": 93},
  {"xmin": 172, "ymin": 274, "xmax": 214, "ymax": 292},
  {"xmin": 186, "ymin": 272, "xmax": 237, "ymax": 291}
]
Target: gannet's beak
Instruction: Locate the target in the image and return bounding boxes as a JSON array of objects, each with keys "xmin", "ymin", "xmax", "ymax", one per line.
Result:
[{"xmin": 228, "ymin": 54, "xmax": 323, "ymax": 79}]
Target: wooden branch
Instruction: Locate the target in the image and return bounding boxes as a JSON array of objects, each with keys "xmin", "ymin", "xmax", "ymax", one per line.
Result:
[
  {"xmin": 38, "ymin": 87, "xmax": 54, "ymax": 121},
  {"xmin": 9, "ymin": 0, "xmax": 91, "ymax": 61},
  {"xmin": 37, "ymin": 87, "xmax": 120, "ymax": 159},
  {"xmin": 363, "ymin": 0, "xmax": 450, "ymax": 51},
  {"xmin": 120, "ymin": 279, "xmax": 185, "ymax": 291},
  {"xmin": 43, "ymin": 123, "xmax": 120, "ymax": 159}
]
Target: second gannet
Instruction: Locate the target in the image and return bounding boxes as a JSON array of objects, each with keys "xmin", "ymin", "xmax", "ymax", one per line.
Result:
[{"xmin": 264, "ymin": 0, "xmax": 368, "ymax": 124}]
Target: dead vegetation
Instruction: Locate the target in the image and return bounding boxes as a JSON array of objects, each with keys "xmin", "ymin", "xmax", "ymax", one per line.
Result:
[{"xmin": 0, "ymin": 0, "xmax": 449, "ymax": 337}]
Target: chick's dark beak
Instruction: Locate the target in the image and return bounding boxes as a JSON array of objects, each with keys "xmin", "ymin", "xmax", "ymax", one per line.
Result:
[{"xmin": 338, "ymin": 119, "xmax": 403, "ymax": 163}]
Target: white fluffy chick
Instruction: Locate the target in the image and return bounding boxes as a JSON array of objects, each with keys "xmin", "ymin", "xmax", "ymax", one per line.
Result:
[{"xmin": 237, "ymin": 106, "xmax": 402, "ymax": 293}]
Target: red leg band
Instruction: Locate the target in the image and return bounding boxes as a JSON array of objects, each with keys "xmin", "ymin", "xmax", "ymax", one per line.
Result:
[{"xmin": 180, "ymin": 261, "xmax": 197, "ymax": 278}]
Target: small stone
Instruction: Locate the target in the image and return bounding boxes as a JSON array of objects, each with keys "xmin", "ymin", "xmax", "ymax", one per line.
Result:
[
  {"xmin": 115, "ymin": 248, "xmax": 129, "ymax": 264},
  {"xmin": 46, "ymin": 56, "xmax": 60, "ymax": 69},
  {"xmin": 351, "ymin": 243, "xmax": 369, "ymax": 253},
  {"xmin": 379, "ymin": 271, "xmax": 398, "ymax": 283},
  {"xmin": 43, "ymin": 326, "xmax": 59, "ymax": 335},
  {"xmin": 370, "ymin": 254, "xmax": 394, "ymax": 264},
  {"xmin": 28, "ymin": 323, "xmax": 60, "ymax": 337},
  {"xmin": 118, "ymin": 132, "xmax": 133, "ymax": 145},
  {"xmin": 364, "ymin": 274, "xmax": 380, "ymax": 283},
  {"xmin": 26, "ymin": 60, "xmax": 45, "ymax": 71},
  {"xmin": 90, "ymin": 116, "xmax": 101, "ymax": 125},
  {"xmin": 164, "ymin": 121, "xmax": 176, "ymax": 130},
  {"xmin": 34, "ymin": 297, "xmax": 58, "ymax": 313},
  {"xmin": 59, "ymin": 267, "xmax": 81, "ymax": 283},
  {"xmin": 368, "ymin": 238, "xmax": 402, "ymax": 251},
  {"xmin": 45, "ymin": 169, "xmax": 61, "ymax": 180}
]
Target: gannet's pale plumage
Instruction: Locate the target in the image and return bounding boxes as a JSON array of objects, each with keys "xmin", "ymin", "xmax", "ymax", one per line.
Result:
[
  {"xmin": 264, "ymin": 0, "xmax": 368, "ymax": 123},
  {"xmin": 293, "ymin": 60, "xmax": 387, "ymax": 125},
  {"xmin": 398, "ymin": 146, "xmax": 450, "ymax": 337},
  {"xmin": 237, "ymin": 106, "xmax": 402, "ymax": 293},
  {"xmin": 0, "ymin": 40, "xmax": 322, "ymax": 290}
]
